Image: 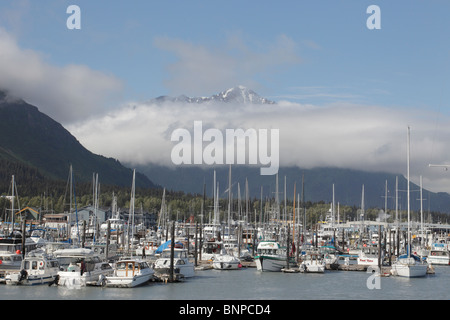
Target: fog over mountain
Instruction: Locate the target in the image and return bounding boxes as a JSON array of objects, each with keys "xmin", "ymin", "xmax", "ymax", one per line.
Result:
[{"xmin": 69, "ymin": 86, "xmax": 450, "ymax": 195}]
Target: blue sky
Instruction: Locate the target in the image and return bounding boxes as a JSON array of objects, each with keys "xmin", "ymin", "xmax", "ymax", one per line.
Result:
[
  {"xmin": 1, "ymin": 1, "xmax": 450, "ymax": 192},
  {"xmin": 2, "ymin": 0, "xmax": 450, "ymax": 109}
]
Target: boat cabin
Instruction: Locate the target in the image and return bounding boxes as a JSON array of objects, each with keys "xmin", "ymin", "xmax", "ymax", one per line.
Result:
[
  {"xmin": 256, "ymin": 241, "xmax": 282, "ymax": 255},
  {"xmin": 114, "ymin": 260, "xmax": 150, "ymax": 277},
  {"xmin": 160, "ymin": 248, "xmax": 189, "ymax": 260},
  {"xmin": 21, "ymin": 255, "xmax": 59, "ymax": 275},
  {"xmin": 202, "ymin": 239, "xmax": 222, "ymax": 255}
]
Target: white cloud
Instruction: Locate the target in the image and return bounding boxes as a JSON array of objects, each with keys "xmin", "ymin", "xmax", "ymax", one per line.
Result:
[
  {"xmin": 68, "ymin": 98, "xmax": 450, "ymax": 193},
  {"xmin": 0, "ymin": 27, "xmax": 123, "ymax": 124},
  {"xmin": 153, "ymin": 34, "xmax": 302, "ymax": 97}
]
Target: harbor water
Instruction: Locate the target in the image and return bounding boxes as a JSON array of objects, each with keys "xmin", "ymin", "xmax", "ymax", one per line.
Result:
[{"xmin": 1, "ymin": 264, "xmax": 448, "ymax": 301}]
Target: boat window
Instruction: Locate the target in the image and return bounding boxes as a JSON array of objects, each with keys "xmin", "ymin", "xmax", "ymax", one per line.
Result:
[
  {"xmin": 23, "ymin": 260, "xmax": 30, "ymax": 270},
  {"xmin": 102, "ymin": 263, "xmax": 112, "ymax": 270},
  {"xmin": 58, "ymin": 257, "xmax": 74, "ymax": 266},
  {"xmin": 117, "ymin": 262, "xmax": 127, "ymax": 270},
  {"xmin": 177, "ymin": 260, "xmax": 185, "ymax": 265},
  {"xmin": 161, "ymin": 251, "xmax": 171, "ymax": 258},
  {"xmin": 32, "ymin": 261, "xmax": 38, "ymax": 270}
]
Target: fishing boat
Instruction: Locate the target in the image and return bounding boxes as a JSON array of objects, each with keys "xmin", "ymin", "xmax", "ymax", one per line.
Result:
[
  {"xmin": 0, "ymin": 234, "xmax": 39, "ymax": 274},
  {"xmin": 5, "ymin": 250, "xmax": 60, "ymax": 286},
  {"xmin": 0, "ymin": 240, "xmax": 24, "ymax": 272},
  {"xmin": 102, "ymin": 258, "xmax": 154, "ymax": 288},
  {"xmin": 255, "ymin": 241, "xmax": 295, "ymax": 272},
  {"xmin": 54, "ymin": 247, "xmax": 113, "ymax": 287},
  {"xmin": 357, "ymin": 245, "xmax": 383, "ymax": 266},
  {"xmin": 135, "ymin": 240, "xmax": 159, "ymax": 258},
  {"xmin": 299, "ymin": 252, "xmax": 325, "ymax": 273},
  {"xmin": 201, "ymin": 237, "xmax": 223, "ymax": 261},
  {"xmin": 153, "ymin": 248, "xmax": 195, "ymax": 280},
  {"xmin": 426, "ymin": 243, "xmax": 450, "ymax": 265}
]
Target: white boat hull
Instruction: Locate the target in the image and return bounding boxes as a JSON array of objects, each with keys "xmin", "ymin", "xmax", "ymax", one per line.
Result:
[
  {"xmin": 300, "ymin": 262, "xmax": 325, "ymax": 273},
  {"xmin": 212, "ymin": 254, "xmax": 241, "ymax": 270},
  {"xmin": 256, "ymin": 256, "xmax": 291, "ymax": 272},
  {"xmin": 6, "ymin": 273, "xmax": 58, "ymax": 286},
  {"xmin": 427, "ymin": 256, "xmax": 450, "ymax": 265},
  {"xmin": 154, "ymin": 265, "xmax": 195, "ymax": 278},
  {"xmin": 212, "ymin": 261, "xmax": 241, "ymax": 270},
  {"xmin": 104, "ymin": 273, "xmax": 153, "ymax": 288},
  {"xmin": 58, "ymin": 269, "xmax": 113, "ymax": 287},
  {"xmin": 391, "ymin": 258, "xmax": 427, "ymax": 278}
]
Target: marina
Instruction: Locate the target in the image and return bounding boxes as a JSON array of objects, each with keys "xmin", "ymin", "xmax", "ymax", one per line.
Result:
[
  {"xmin": 0, "ymin": 130, "xmax": 449, "ymax": 299},
  {"xmin": 0, "ymin": 263, "xmax": 449, "ymax": 300},
  {"xmin": 1, "ymin": 161, "xmax": 450, "ymax": 299}
]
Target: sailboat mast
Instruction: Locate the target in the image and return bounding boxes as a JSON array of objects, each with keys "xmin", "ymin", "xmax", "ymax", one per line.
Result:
[
  {"xmin": 395, "ymin": 176, "xmax": 399, "ymax": 225},
  {"xmin": 275, "ymin": 173, "xmax": 280, "ymax": 223},
  {"xmin": 10, "ymin": 175, "xmax": 15, "ymax": 231},
  {"xmin": 128, "ymin": 169, "xmax": 136, "ymax": 252},
  {"xmin": 385, "ymin": 180, "xmax": 388, "ymax": 223},
  {"xmin": 332, "ymin": 184, "xmax": 335, "ymax": 227},
  {"xmin": 407, "ymin": 126, "xmax": 411, "ymax": 257},
  {"xmin": 213, "ymin": 170, "xmax": 217, "ymax": 230},
  {"xmin": 284, "ymin": 176, "xmax": 287, "ymax": 224},
  {"xmin": 293, "ymin": 182, "xmax": 296, "ymax": 245},
  {"xmin": 228, "ymin": 165, "xmax": 232, "ymax": 239},
  {"xmin": 420, "ymin": 175, "xmax": 424, "ymax": 248}
]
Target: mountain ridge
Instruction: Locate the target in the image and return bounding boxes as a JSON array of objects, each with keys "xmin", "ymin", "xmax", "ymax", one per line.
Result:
[
  {"xmin": 150, "ymin": 85, "xmax": 276, "ymax": 105},
  {"xmin": 132, "ymin": 164, "xmax": 450, "ymax": 214},
  {"xmin": 0, "ymin": 90, "xmax": 156, "ymax": 189}
]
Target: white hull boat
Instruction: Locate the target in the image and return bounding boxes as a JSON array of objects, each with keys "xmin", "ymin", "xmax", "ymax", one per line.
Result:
[
  {"xmin": 212, "ymin": 253, "xmax": 241, "ymax": 270},
  {"xmin": 391, "ymin": 256, "xmax": 427, "ymax": 278},
  {"xmin": 390, "ymin": 128, "xmax": 428, "ymax": 279},
  {"xmin": 153, "ymin": 248, "xmax": 195, "ymax": 279},
  {"xmin": 5, "ymin": 251, "xmax": 60, "ymax": 286},
  {"xmin": 54, "ymin": 248, "xmax": 113, "ymax": 287},
  {"xmin": 255, "ymin": 241, "xmax": 295, "ymax": 272},
  {"xmin": 300, "ymin": 253, "xmax": 325, "ymax": 273},
  {"xmin": 103, "ymin": 258, "xmax": 154, "ymax": 288},
  {"xmin": 427, "ymin": 243, "xmax": 450, "ymax": 265}
]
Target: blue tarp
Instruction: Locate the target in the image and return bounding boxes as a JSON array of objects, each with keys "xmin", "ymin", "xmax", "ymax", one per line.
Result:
[{"xmin": 155, "ymin": 240, "xmax": 184, "ymax": 254}]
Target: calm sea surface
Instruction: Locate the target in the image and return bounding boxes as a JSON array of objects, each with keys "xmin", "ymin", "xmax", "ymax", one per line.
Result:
[{"xmin": 1, "ymin": 265, "xmax": 449, "ymax": 301}]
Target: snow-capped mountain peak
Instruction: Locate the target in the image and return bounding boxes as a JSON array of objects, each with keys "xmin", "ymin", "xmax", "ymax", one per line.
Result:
[{"xmin": 151, "ymin": 86, "xmax": 275, "ymax": 105}]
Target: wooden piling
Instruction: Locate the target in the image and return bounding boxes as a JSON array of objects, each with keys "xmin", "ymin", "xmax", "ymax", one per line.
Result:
[
  {"xmin": 378, "ymin": 225, "xmax": 381, "ymax": 270},
  {"xmin": 21, "ymin": 220, "xmax": 26, "ymax": 259},
  {"xmin": 195, "ymin": 222, "xmax": 198, "ymax": 267},
  {"xmin": 286, "ymin": 224, "xmax": 290, "ymax": 270},
  {"xmin": 169, "ymin": 221, "xmax": 175, "ymax": 282},
  {"xmin": 105, "ymin": 220, "xmax": 111, "ymax": 260}
]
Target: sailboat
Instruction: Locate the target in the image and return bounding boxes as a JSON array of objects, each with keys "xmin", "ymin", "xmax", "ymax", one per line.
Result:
[
  {"xmin": 391, "ymin": 126, "xmax": 428, "ymax": 278},
  {"xmin": 126, "ymin": 169, "xmax": 137, "ymax": 254},
  {"xmin": 212, "ymin": 166, "xmax": 242, "ymax": 270}
]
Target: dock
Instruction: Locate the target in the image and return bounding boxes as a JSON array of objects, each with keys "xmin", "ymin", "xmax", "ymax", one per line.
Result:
[{"xmin": 194, "ymin": 259, "xmax": 256, "ymax": 270}]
